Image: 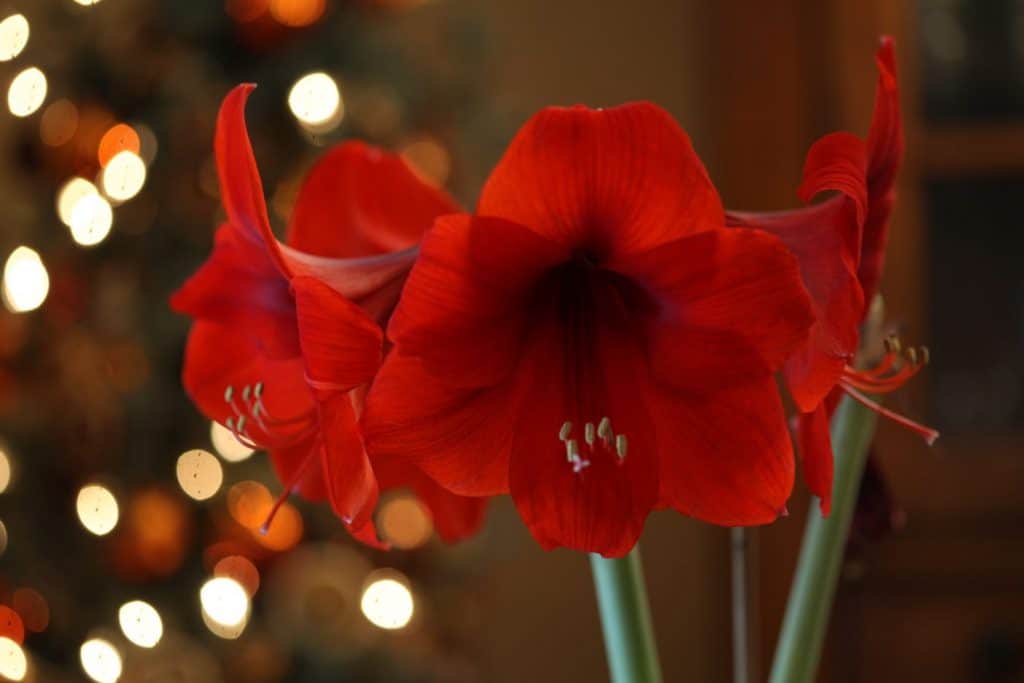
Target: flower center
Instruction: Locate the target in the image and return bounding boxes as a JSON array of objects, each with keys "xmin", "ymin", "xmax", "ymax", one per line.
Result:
[
  {"xmin": 222, "ymin": 382, "xmax": 318, "ymax": 451},
  {"xmin": 558, "ymin": 418, "xmax": 628, "ymax": 473}
]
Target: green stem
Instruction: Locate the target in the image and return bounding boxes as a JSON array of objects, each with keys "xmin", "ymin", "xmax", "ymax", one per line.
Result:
[
  {"xmin": 590, "ymin": 547, "xmax": 663, "ymax": 683},
  {"xmin": 769, "ymin": 395, "xmax": 878, "ymax": 683}
]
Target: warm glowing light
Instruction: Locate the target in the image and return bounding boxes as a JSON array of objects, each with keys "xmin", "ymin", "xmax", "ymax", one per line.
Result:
[
  {"xmin": 270, "ymin": 0, "xmax": 326, "ymax": 27},
  {"xmin": 401, "ymin": 137, "xmax": 451, "ymax": 187},
  {"xmin": 7, "ymin": 67, "xmax": 46, "ymax": 117},
  {"xmin": 227, "ymin": 480, "xmax": 272, "ymax": 529},
  {"xmin": 69, "ymin": 193, "xmax": 114, "ymax": 247},
  {"xmin": 175, "ymin": 449, "xmax": 223, "ymax": 501},
  {"xmin": 73, "ymin": 0, "xmax": 103, "ymax": 5},
  {"xmin": 288, "ymin": 72, "xmax": 342, "ymax": 131},
  {"xmin": 97, "ymin": 124, "xmax": 140, "ymax": 167},
  {"xmin": 200, "ymin": 577, "xmax": 250, "ymax": 639},
  {"xmin": 379, "ymin": 495, "xmax": 433, "ymax": 550},
  {"xmin": 2, "ymin": 247, "xmax": 48, "ymax": 313},
  {"xmin": 118, "ymin": 600, "xmax": 162, "ymax": 648},
  {"xmin": 101, "ymin": 151, "xmax": 146, "ymax": 201},
  {"xmin": 360, "ymin": 572, "xmax": 414, "ymax": 630},
  {"xmin": 0, "ymin": 638, "xmax": 26, "ymax": 681},
  {"xmin": 12, "ymin": 589, "xmax": 48, "ymax": 634},
  {"xmin": 134, "ymin": 123, "xmax": 158, "ymax": 165},
  {"xmin": 40, "ymin": 99, "xmax": 78, "ymax": 146},
  {"xmin": 214, "ymin": 555, "xmax": 260, "ymax": 597},
  {"xmin": 210, "ymin": 421, "xmax": 254, "ymax": 462},
  {"xmin": 76, "ymin": 484, "xmax": 119, "ymax": 536},
  {"xmin": 0, "ymin": 15, "xmax": 29, "ymax": 62},
  {"xmin": 57, "ymin": 177, "xmax": 99, "ymax": 225},
  {"xmin": 0, "ymin": 520, "xmax": 8, "ymax": 557},
  {"xmin": 79, "ymin": 638, "xmax": 121, "ymax": 683},
  {"xmin": 0, "ymin": 450, "xmax": 11, "ymax": 494}
]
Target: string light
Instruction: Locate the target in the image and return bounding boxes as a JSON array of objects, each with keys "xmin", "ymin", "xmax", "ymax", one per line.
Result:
[
  {"xmin": 57, "ymin": 178, "xmax": 99, "ymax": 225},
  {"xmin": 79, "ymin": 638, "xmax": 121, "ymax": 683},
  {"xmin": 200, "ymin": 577, "xmax": 250, "ymax": 639},
  {"xmin": 69, "ymin": 193, "xmax": 114, "ymax": 247},
  {"xmin": 40, "ymin": 99, "xmax": 78, "ymax": 146},
  {"xmin": 400, "ymin": 136, "xmax": 451, "ymax": 187},
  {"xmin": 101, "ymin": 150, "xmax": 146, "ymax": 201},
  {"xmin": 175, "ymin": 449, "xmax": 223, "ymax": 501},
  {"xmin": 0, "ymin": 15, "xmax": 29, "ymax": 62},
  {"xmin": 210, "ymin": 421, "xmax": 254, "ymax": 462},
  {"xmin": 379, "ymin": 494, "xmax": 433, "ymax": 550},
  {"xmin": 73, "ymin": 0, "xmax": 104, "ymax": 6},
  {"xmin": 7, "ymin": 67, "xmax": 46, "ymax": 117},
  {"xmin": 117, "ymin": 600, "xmax": 162, "ymax": 648},
  {"xmin": 76, "ymin": 484, "xmax": 119, "ymax": 536},
  {"xmin": 2, "ymin": 247, "xmax": 49, "ymax": 313},
  {"xmin": 0, "ymin": 637, "xmax": 26, "ymax": 681},
  {"xmin": 0, "ymin": 449, "xmax": 11, "ymax": 494},
  {"xmin": 0, "ymin": 521, "xmax": 8, "ymax": 557},
  {"xmin": 360, "ymin": 570, "xmax": 414, "ymax": 630},
  {"xmin": 270, "ymin": 0, "xmax": 326, "ymax": 27},
  {"xmin": 287, "ymin": 72, "xmax": 343, "ymax": 132}
]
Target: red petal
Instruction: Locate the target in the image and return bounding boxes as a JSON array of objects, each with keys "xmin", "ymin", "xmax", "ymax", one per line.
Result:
[
  {"xmin": 292, "ymin": 276, "xmax": 383, "ymax": 397},
  {"xmin": 388, "ymin": 214, "xmax": 570, "ymax": 388},
  {"xmin": 796, "ymin": 404, "xmax": 834, "ymax": 515},
  {"xmin": 319, "ymin": 393, "xmax": 379, "ymax": 529},
  {"xmin": 269, "ymin": 443, "xmax": 327, "ymax": 502},
  {"xmin": 654, "ymin": 377, "xmax": 794, "ymax": 525},
  {"xmin": 727, "ymin": 132, "xmax": 867, "ymax": 411},
  {"xmin": 287, "ymin": 141, "xmax": 459, "ymax": 258},
  {"xmin": 860, "ymin": 37, "xmax": 904, "ymax": 305},
  {"xmin": 362, "ymin": 351, "xmax": 515, "ymax": 497},
  {"xmin": 507, "ymin": 289, "xmax": 658, "ymax": 558},
  {"xmin": 215, "ymin": 85, "xmax": 291, "ymax": 278},
  {"xmin": 171, "ymin": 224, "xmax": 299, "ymax": 359},
  {"xmin": 374, "ymin": 455, "xmax": 488, "ymax": 543},
  {"xmin": 611, "ymin": 227, "xmax": 814, "ymax": 392},
  {"xmin": 181, "ymin": 321, "xmax": 312, "ymax": 429},
  {"xmin": 478, "ymin": 102, "xmax": 724, "ymax": 256}
]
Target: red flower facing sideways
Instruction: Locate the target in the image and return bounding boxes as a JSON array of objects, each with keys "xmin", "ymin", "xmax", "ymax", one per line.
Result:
[
  {"xmin": 171, "ymin": 85, "xmax": 486, "ymax": 546},
  {"xmin": 727, "ymin": 38, "xmax": 937, "ymax": 514},
  {"xmin": 363, "ymin": 102, "xmax": 816, "ymax": 557}
]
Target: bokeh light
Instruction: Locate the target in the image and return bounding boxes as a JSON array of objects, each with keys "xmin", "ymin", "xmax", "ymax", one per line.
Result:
[
  {"xmin": 101, "ymin": 150, "xmax": 146, "ymax": 201},
  {"xmin": 73, "ymin": 0, "xmax": 104, "ymax": 5},
  {"xmin": 0, "ymin": 15, "xmax": 29, "ymax": 62},
  {"xmin": 379, "ymin": 494, "xmax": 433, "ymax": 550},
  {"xmin": 69, "ymin": 193, "xmax": 114, "ymax": 247},
  {"xmin": 175, "ymin": 449, "xmax": 223, "ymax": 501},
  {"xmin": 117, "ymin": 600, "xmax": 163, "ymax": 648},
  {"xmin": 11, "ymin": 589, "xmax": 48, "ymax": 634},
  {"xmin": 200, "ymin": 577, "xmax": 250, "ymax": 640},
  {"xmin": 76, "ymin": 484, "xmax": 119, "ymax": 536},
  {"xmin": 214, "ymin": 555, "xmax": 260, "ymax": 597},
  {"xmin": 401, "ymin": 136, "xmax": 451, "ymax": 187},
  {"xmin": 79, "ymin": 638, "xmax": 121, "ymax": 683},
  {"xmin": 7, "ymin": 67, "xmax": 46, "ymax": 117},
  {"xmin": 97, "ymin": 124, "xmax": 140, "ymax": 167},
  {"xmin": 210, "ymin": 421, "xmax": 254, "ymax": 462},
  {"xmin": 270, "ymin": 0, "xmax": 326, "ymax": 27},
  {"xmin": 0, "ymin": 608, "xmax": 23, "ymax": 644},
  {"xmin": 0, "ymin": 449, "xmax": 11, "ymax": 494},
  {"xmin": 57, "ymin": 177, "xmax": 99, "ymax": 225},
  {"xmin": 288, "ymin": 72, "xmax": 343, "ymax": 132},
  {"xmin": 0, "ymin": 521, "xmax": 8, "ymax": 557},
  {"xmin": 2, "ymin": 247, "xmax": 49, "ymax": 313},
  {"xmin": 0, "ymin": 637, "xmax": 26, "ymax": 681},
  {"xmin": 40, "ymin": 99, "xmax": 78, "ymax": 146},
  {"xmin": 360, "ymin": 571, "xmax": 414, "ymax": 630}
]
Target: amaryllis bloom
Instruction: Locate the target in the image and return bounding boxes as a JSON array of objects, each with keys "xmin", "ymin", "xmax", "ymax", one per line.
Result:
[
  {"xmin": 171, "ymin": 85, "xmax": 485, "ymax": 545},
  {"xmin": 363, "ymin": 102, "xmax": 816, "ymax": 557},
  {"xmin": 727, "ymin": 38, "xmax": 937, "ymax": 514}
]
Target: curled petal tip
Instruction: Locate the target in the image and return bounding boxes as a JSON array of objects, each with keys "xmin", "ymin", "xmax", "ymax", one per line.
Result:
[{"xmin": 778, "ymin": 505, "xmax": 790, "ymax": 519}]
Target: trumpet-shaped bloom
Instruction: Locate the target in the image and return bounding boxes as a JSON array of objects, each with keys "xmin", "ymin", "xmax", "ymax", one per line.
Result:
[
  {"xmin": 364, "ymin": 101, "xmax": 815, "ymax": 556},
  {"xmin": 172, "ymin": 85, "xmax": 485, "ymax": 544}
]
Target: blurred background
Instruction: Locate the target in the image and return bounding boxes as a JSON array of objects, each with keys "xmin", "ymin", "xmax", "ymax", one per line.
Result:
[{"xmin": 0, "ymin": 0, "xmax": 1019, "ymax": 681}]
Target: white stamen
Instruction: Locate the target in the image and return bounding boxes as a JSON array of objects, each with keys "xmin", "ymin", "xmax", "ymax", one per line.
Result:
[
  {"xmin": 236, "ymin": 415, "xmax": 247, "ymax": 434},
  {"xmin": 224, "ymin": 386, "xmax": 234, "ymax": 403},
  {"xmin": 616, "ymin": 434, "xmax": 628, "ymax": 460},
  {"xmin": 559, "ymin": 421, "xmax": 573, "ymax": 441},
  {"xmin": 254, "ymin": 381, "xmax": 264, "ymax": 398},
  {"xmin": 584, "ymin": 422, "xmax": 596, "ymax": 447},
  {"xmin": 242, "ymin": 385, "xmax": 252, "ymax": 402},
  {"xmin": 565, "ymin": 439, "xmax": 580, "ymax": 463},
  {"xmin": 597, "ymin": 417, "xmax": 612, "ymax": 441}
]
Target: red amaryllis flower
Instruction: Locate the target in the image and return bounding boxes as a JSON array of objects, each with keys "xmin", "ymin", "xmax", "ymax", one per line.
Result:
[
  {"xmin": 726, "ymin": 38, "xmax": 937, "ymax": 514},
  {"xmin": 171, "ymin": 84, "xmax": 486, "ymax": 545},
  {"xmin": 363, "ymin": 102, "xmax": 815, "ymax": 557}
]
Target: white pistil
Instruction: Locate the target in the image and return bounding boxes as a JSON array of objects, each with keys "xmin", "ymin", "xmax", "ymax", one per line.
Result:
[
  {"xmin": 616, "ymin": 434, "xmax": 628, "ymax": 460},
  {"xmin": 559, "ymin": 421, "xmax": 573, "ymax": 441},
  {"xmin": 572, "ymin": 456, "xmax": 591, "ymax": 473}
]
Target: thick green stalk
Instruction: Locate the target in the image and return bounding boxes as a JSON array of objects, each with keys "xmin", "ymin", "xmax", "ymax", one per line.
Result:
[
  {"xmin": 590, "ymin": 548, "xmax": 663, "ymax": 683},
  {"xmin": 769, "ymin": 395, "xmax": 878, "ymax": 683}
]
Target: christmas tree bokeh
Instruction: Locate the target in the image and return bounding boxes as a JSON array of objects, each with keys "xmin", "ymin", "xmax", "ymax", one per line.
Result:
[{"xmin": 0, "ymin": 1, "xmax": 508, "ymax": 680}]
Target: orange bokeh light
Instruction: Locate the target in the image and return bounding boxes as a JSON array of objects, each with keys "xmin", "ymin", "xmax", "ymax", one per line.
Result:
[
  {"xmin": 97, "ymin": 123, "xmax": 140, "ymax": 167},
  {"xmin": 269, "ymin": 0, "xmax": 326, "ymax": 27},
  {"xmin": 11, "ymin": 589, "xmax": 47, "ymax": 633},
  {"xmin": 0, "ymin": 606, "xmax": 23, "ymax": 644},
  {"xmin": 215, "ymin": 555, "xmax": 260, "ymax": 597},
  {"xmin": 227, "ymin": 480, "xmax": 303, "ymax": 552}
]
